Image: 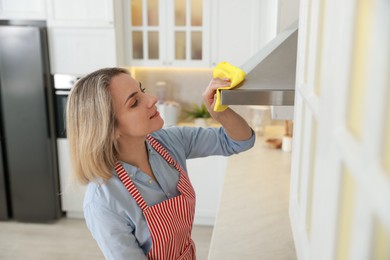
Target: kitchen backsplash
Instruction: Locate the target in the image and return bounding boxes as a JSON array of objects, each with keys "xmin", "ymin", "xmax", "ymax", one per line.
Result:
[{"xmin": 130, "ymin": 67, "xmax": 213, "ymax": 121}]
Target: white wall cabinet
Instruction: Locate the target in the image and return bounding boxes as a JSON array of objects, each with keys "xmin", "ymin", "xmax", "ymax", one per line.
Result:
[
  {"xmin": 48, "ymin": 28, "xmax": 117, "ymax": 75},
  {"xmin": 123, "ymin": 0, "xmax": 279, "ymax": 68},
  {"xmin": 0, "ymin": 0, "xmax": 46, "ymax": 20},
  {"xmin": 210, "ymin": 0, "xmax": 279, "ymax": 67},
  {"xmin": 123, "ymin": 0, "xmax": 210, "ymax": 67},
  {"xmin": 187, "ymin": 156, "xmax": 228, "ymax": 226},
  {"xmin": 46, "ymin": 0, "xmax": 114, "ymax": 27},
  {"xmin": 46, "ymin": 0, "xmax": 123, "ymax": 75}
]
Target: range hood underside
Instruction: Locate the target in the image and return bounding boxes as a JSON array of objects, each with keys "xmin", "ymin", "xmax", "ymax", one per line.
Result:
[
  {"xmin": 221, "ymin": 89, "xmax": 295, "ymax": 106},
  {"xmin": 220, "ymin": 23, "xmax": 298, "ymax": 107}
]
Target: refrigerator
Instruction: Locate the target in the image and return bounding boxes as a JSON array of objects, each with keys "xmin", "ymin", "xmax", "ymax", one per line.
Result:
[{"xmin": 0, "ymin": 21, "xmax": 61, "ymax": 222}]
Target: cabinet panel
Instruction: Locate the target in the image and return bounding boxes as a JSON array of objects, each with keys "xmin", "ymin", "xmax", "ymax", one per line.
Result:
[
  {"xmin": 167, "ymin": 0, "xmax": 210, "ymax": 67},
  {"xmin": 211, "ymin": 0, "xmax": 254, "ymax": 67},
  {"xmin": 47, "ymin": 0, "xmax": 114, "ymax": 27},
  {"xmin": 48, "ymin": 28, "xmax": 117, "ymax": 75},
  {"xmin": 0, "ymin": 0, "xmax": 46, "ymax": 20},
  {"xmin": 125, "ymin": 0, "xmax": 165, "ymax": 66},
  {"xmin": 211, "ymin": 0, "xmax": 278, "ymax": 67},
  {"xmin": 125, "ymin": 0, "xmax": 210, "ymax": 67},
  {"xmin": 187, "ymin": 156, "xmax": 228, "ymax": 226},
  {"xmin": 57, "ymin": 139, "xmax": 85, "ymax": 218}
]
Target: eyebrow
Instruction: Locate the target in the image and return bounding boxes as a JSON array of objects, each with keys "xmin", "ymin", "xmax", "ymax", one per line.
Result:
[
  {"xmin": 123, "ymin": 82, "xmax": 143, "ymax": 105},
  {"xmin": 124, "ymin": 91, "xmax": 138, "ymax": 106}
]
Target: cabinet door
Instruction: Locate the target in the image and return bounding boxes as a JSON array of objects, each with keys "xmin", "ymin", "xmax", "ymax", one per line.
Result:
[
  {"xmin": 125, "ymin": 0, "xmax": 166, "ymax": 66},
  {"xmin": 210, "ymin": 0, "xmax": 278, "ymax": 67},
  {"xmin": 0, "ymin": 0, "xmax": 46, "ymax": 20},
  {"xmin": 124, "ymin": 0, "xmax": 210, "ymax": 67},
  {"xmin": 166, "ymin": 0, "xmax": 210, "ymax": 67},
  {"xmin": 47, "ymin": 0, "xmax": 114, "ymax": 27},
  {"xmin": 57, "ymin": 139, "xmax": 85, "ymax": 218},
  {"xmin": 48, "ymin": 28, "xmax": 117, "ymax": 75},
  {"xmin": 187, "ymin": 156, "xmax": 228, "ymax": 226}
]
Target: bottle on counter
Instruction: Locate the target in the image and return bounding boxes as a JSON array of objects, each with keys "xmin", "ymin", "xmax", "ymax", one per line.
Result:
[
  {"xmin": 155, "ymin": 81, "xmax": 181, "ymax": 128},
  {"xmin": 156, "ymin": 81, "xmax": 167, "ymax": 104}
]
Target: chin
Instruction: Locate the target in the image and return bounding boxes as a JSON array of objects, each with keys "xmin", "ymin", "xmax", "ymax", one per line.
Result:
[{"xmin": 154, "ymin": 118, "xmax": 164, "ymax": 131}]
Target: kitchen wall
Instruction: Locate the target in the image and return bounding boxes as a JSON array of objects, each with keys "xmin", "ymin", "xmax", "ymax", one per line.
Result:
[
  {"xmin": 131, "ymin": 67, "xmax": 212, "ymax": 121},
  {"xmin": 131, "ymin": 67, "xmax": 212, "ymax": 106}
]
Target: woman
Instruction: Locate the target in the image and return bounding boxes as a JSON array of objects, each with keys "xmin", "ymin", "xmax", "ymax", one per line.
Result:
[{"xmin": 66, "ymin": 67, "xmax": 255, "ymax": 259}]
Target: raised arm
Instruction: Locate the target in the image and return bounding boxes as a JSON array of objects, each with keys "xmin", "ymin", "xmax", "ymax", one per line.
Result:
[{"xmin": 202, "ymin": 78, "xmax": 253, "ymax": 141}]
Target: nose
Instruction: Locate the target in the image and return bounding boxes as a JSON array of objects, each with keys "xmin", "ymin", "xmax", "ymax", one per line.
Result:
[{"xmin": 146, "ymin": 93, "xmax": 158, "ymax": 108}]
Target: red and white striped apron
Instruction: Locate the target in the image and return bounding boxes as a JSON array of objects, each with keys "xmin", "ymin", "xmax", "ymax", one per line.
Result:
[{"xmin": 114, "ymin": 135, "xmax": 196, "ymax": 260}]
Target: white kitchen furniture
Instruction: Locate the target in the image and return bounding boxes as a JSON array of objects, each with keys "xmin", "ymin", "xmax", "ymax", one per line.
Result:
[
  {"xmin": 46, "ymin": 0, "xmax": 114, "ymax": 27},
  {"xmin": 187, "ymin": 156, "xmax": 228, "ymax": 226},
  {"xmin": 0, "ymin": 0, "xmax": 46, "ymax": 20},
  {"xmin": 123, "ymin": 0, "xmax": 211, "ymax": 67},
  {"xmin": 123, "ymin": 0, "xmax": 279, "ymax": 68},
  {"xmin": 57, "ymin": 139, "xmax": 85, "ymax": 218},
  {"xmin": 48, "ymin": 28, "xmax": 118, "ymax": 75},
  {"xmin": 210, "ymin": 0, "xmax": 279, "ymax": 67},
  {"xmin": 46, "ymin": 0, "xmax": 124, "ymax": 75},
  {"xmin": 1, "ymin": 0, "xmax": 280, "ymax": 71}
]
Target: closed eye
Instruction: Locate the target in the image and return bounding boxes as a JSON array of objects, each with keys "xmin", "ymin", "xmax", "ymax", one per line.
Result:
[{"xmin": 130, "ymin": 99, "xmax": 138, "ymax": 108}]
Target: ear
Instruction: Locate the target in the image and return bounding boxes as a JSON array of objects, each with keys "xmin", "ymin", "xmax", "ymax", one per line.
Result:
[
  {"xmin": 112, "ymin": 123, "xmax": 120, "ymax": 140},
  {"xmin": 112, "ymin": 127, "xmax": 121, "ymax": 155},
  {"xmin": 114, "ymin": 129, "xmax": 121, "ymax": 140}
]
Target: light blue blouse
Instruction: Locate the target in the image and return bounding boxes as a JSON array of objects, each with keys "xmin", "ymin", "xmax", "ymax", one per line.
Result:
[{"xmin": 84, "ymin": 126, "xmax": 255, "ymax": 260}]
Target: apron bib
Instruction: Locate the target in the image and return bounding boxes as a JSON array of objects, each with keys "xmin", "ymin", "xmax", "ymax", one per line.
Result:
[{"xmin": 115, "ymin": 135, "xmax": 196, "ymax": 260}]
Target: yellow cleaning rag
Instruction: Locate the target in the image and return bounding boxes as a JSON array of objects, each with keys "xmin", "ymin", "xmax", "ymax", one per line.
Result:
[{"xmin": 212, "ymin": 62, "xmax": 246, "ymax": 112}]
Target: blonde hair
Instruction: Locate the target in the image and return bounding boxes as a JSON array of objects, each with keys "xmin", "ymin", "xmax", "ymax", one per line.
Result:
[{"xmin": 66, "ymin": 67, "xmax": 129, "ymax": 184}]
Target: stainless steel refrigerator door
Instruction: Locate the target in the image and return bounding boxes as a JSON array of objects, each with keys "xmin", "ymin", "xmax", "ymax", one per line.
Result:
[
  {"xmin": 0, "ymin": 25, "xmax": 61, "ymax": 222},
  {"xmin": 0, "ymin": 138, "xmax": 8, "ymax": 220}
]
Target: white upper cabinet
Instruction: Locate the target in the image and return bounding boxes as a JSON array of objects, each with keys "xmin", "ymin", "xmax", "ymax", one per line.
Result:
[
  {"xmin": 46, "ymin": 0, "xmax": 114, "ymax": 27},
  {"xmin": 0, "ymin": 0, "xmax": 46, "ymax": 20},
  {"xmin": 46, "ymin": 0, "xmax": 123, "ymax": 75},
  {"xmin": 210, "ymin": 0, "xmax": 278, "ymax": 67},
  {"xmin": 48, "ymin": 28, "xmax": 117, "ymax": 75},
  {"xmin": 123, "ymin": 0, "xmax": 210, "ymax": 67}
]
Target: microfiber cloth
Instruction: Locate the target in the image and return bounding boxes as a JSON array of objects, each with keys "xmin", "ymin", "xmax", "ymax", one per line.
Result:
[{"xmin": 212, "ymin": 62, "xmax": 246, "ymax": 112}]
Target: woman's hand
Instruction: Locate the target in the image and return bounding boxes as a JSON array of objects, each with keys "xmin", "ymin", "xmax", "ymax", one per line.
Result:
[
  {"xmin": 201, "ymin": 78, "xmax": 253, "ymax": 141},
  {"xmin": 202, "ymin": 78, "xmax": 230, "ymax": 118}
]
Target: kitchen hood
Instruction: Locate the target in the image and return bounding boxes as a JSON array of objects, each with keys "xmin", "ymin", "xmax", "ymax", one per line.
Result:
[{"xmin": 220, "ymin": 21, "xmax": 298, "ymax": 113}]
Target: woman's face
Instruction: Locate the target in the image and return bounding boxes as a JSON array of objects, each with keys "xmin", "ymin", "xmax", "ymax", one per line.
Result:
[{"xmin": 110, "ymin": 73, "xmax": 163, "ymax": 140}]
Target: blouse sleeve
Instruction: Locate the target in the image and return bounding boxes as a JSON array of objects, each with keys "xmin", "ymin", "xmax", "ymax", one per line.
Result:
[
  {"xmin": 84, "ymin": 202, "xmax": 147, "ymax": 260},
  {"xmin": 156, "ymin": 126, "xmax": 255, "ymax": 159}
]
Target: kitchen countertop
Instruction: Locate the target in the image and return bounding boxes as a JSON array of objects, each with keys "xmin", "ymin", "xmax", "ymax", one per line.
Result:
[{"xmin": 208, "ymin": 126, "xmax": 297, "ymax": 260}]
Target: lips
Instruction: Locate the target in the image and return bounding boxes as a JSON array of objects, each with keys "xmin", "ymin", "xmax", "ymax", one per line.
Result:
[{"xmin": 149, "ymin": 110, "xmax": 160, "ymax": 119}]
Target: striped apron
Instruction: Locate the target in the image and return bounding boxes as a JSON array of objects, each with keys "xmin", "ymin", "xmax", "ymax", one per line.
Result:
[{"xmin": 114, "ymin": 135, "xmax": 196, "ymax": 260}]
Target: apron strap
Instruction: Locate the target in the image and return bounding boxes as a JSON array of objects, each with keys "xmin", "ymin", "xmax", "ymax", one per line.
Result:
[
  {"xmin": 147, "ymin": 135, "xmax": 195, "ymax": 200},
  {"xmin": 114, "ymin": 161, "xmax": 148, "ymax": 210},
  {"xmin": 115, "ymin": 135, "xmax": 188, "ymax": 211},
  {"xmin": 146, "ymin": 135, "xmax": 186, "ymax": 176}
]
